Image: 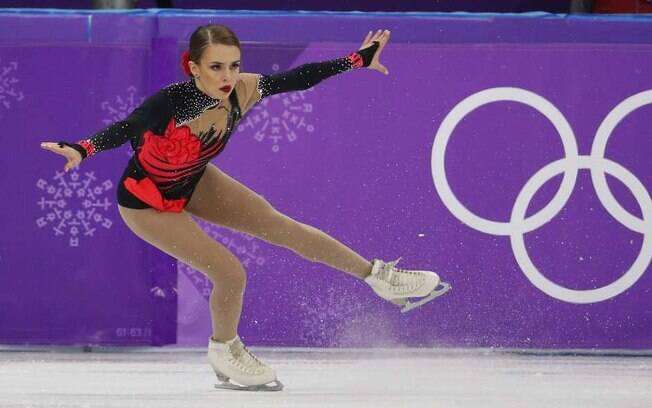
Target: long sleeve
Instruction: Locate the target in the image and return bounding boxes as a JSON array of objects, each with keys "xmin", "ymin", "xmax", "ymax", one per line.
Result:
[
  {"xmin": 238, "ymin": 41, "xmax": 380, "ymax": 112},
  {"xmin": 59, "ymin": 91, "xmax": 171, "ymax": 160}
]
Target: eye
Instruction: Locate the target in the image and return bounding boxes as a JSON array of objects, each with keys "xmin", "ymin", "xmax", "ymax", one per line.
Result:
[
  {"xmin": 232, "ymin": 64, "xmax": 241, "ymax": 69},
  {"xmin": 211, "ymin": 65, "xmax": 222, "ymax": 71}
]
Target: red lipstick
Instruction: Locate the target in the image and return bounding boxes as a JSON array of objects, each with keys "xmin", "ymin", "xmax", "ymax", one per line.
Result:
[{"xmin": 220, "ymin": 85, "xmax": 232, "ymax": 93}]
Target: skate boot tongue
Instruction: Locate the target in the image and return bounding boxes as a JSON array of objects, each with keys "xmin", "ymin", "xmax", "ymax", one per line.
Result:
[
  {"xmin": 229, "ymin": 338, "xmax": 266, "ymax": 374},
  {"xmin": 366, "ymin": 258, "xmax": 399, "ymax": 283},
  {"xmin": 369, "ymin": 258, "xmax": 420, "ymax": 290}
]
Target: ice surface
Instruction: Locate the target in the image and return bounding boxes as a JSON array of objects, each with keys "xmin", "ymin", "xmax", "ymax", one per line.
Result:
[{"xmin": 0, "ymin": 347, "xmax": 650, "ymax": 408}]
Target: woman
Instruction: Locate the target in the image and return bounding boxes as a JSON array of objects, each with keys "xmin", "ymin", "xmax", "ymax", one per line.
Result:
[{"xmin": 40, "ymin": 24, "xmax": 450, "ymax": 391}]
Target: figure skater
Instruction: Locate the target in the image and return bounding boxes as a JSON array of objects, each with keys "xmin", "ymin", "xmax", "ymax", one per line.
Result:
[{"xmin": 40, "ymin": 24, "xmax": 450, "ymax": 391}]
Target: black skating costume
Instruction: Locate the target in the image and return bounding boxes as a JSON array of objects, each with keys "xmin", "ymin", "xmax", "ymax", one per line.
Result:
[{"xmin": 59, "ymin": 42, "xmax": 379, "ymax": 212}]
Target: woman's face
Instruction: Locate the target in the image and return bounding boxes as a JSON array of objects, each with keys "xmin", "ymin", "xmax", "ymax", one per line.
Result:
[{"xmin": 190, "ymin": 43, "xmax": 241, "ymax": 99}]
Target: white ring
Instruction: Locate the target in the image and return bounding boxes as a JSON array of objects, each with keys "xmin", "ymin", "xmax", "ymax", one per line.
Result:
[
  {"xmin": 510, "ymin": 156, "xmax": 652, "ymax": 304},
  {"xmin": 432, "ymin": 87, "xmax": 652, "ymax": 303},
  {"xmin": 591, "ymin": 90, "xmax": 652, "ymax": 234},
  {"xmin": 432, "ymin": 87, "xmax": 579, "ymax": 236}
]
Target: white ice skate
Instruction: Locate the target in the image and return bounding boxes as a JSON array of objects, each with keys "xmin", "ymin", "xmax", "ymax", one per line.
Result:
[
  {"xmin": 208, "ymin": 335, "xmax": 283, "ymax": 392},
  {"xmin": 364, "ymin": 258, "xmax": 451, "ymax": 313}
]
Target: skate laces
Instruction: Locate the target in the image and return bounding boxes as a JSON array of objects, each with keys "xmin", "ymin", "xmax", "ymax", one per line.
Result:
[
  {"xmin": 377, "ymin": 257, "xmax": 425, "ymax": 294},
  {"xmin": 228, "ymin": 338, "xmax": 267, "ymax": 375}
]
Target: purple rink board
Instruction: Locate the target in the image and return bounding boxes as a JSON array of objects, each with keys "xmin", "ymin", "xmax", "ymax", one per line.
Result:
[{"xmin": 0, "ymin": 11, "xmax": 650, "ymax": 349}]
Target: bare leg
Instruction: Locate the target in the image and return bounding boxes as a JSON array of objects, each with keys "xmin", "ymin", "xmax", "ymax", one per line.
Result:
[
  {"xmin": 185, "ymin": 164, "xmax": 372, "ymax": 279},
  {"xmin": 117, "ymin": 204, "xmax": 245, "ymax": 342}
]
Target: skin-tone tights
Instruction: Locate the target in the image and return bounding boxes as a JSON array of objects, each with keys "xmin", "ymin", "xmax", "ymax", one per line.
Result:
[{"xmin": 118, "ymin": 163, "xmax": 372, "ymax": 342}]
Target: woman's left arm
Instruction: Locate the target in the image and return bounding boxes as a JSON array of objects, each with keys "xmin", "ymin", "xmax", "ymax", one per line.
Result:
[{"xmin": 239, "ymin": 30, "xmax": 390, "ymax": 110}]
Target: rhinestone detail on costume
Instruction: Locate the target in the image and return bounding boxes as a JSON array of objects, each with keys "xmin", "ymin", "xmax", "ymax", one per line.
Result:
[{"xmin": 164, "ymin": 79, "xmax": 220, "ymax": 126}]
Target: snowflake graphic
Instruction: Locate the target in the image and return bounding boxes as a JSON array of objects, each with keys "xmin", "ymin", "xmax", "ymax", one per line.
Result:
[
  {"xmin": 101, "ymin": 86, "xmax": 144, "ymax": 125},
  {"xmin": 35, "ymin": 170, "xmax": 114, "ymax": 247},
  {"xmin": 237, "ymin": 64, "xmax": 316, "ymax": 152},
  {"xmin": 0, "ymin": 59, "xmax": 24, "ymax": 114},
  {"xmin": 179, "ymin": 218, "xmax": 267, "ymax": 301},
  {"xmin": 100, "ymin": 86, "xmax": 145, "ymax": 157}
]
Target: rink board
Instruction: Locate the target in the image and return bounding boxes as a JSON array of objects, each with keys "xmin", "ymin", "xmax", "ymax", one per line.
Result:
[{"xmin": 0, "ymin": 10, "xmax": 650, "ymax": 348}]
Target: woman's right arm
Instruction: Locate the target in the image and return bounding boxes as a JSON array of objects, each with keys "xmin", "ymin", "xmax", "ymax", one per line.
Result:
[{"xmin": 41, "ymin": 91, "xmax": 170, "ymax": 171}]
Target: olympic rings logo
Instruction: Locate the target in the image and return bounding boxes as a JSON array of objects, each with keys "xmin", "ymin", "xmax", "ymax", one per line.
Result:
[{"xmin": 431, "ymin": 87, "xmax": 652, "ymax": 304}]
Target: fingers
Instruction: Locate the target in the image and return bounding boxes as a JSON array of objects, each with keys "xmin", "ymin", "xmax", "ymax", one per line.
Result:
[
  {"xmin": 41, "ymin": 142, "xmax": 81, "ymax": 172},
  {"xmin": 376, "ymin": 30, "xmax": 390, "ymax": 50},
  {"xmin": 381, "ymin": 30, "xmax": 390, "ymax": 45},
  {"xmin": 363, "ymin": 29, "xmax": 390, "ymax": 75},
  {"xmin": 40, "ymin": 142, "xmax": 62, "ymax": 155},
  {"xmin": 64, "ymin": 160, "xmax": 79, "ymax": 173},
  {"xmin": 362, "ymin": 31, "xmax": 372, "ymax": 46},
  {"xmin": 372, "ymin": 29, "xmax": 390, "ymax": 43},
  {"xmin": 362, "ymin": 29, "xmax": 391, "ymax": 49},
  {"xmin": 40, "ymin": 142, "xmax": 67, "ymax": 153},
  {"xmin": 40, "ymin": 141, "xmax": 71, "ymax": 156}
]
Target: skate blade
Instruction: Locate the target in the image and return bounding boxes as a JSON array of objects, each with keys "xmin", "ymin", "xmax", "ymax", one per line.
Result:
[
  {"xmin": 398, "ymin": 282, "xmax": 451, "ymax": 313},
  {"xmin": 214, "ymin": 375, "xmax": 284, "ymax": 392}
]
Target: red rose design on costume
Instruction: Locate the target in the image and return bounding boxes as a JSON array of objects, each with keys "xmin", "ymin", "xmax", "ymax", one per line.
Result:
[
  {"xmin": 141, "ymin": 118, "xmax": 201, "ymax": 165},
  {"xmin": 125, "ymin": 118, "xmax": 205, "ymax": 213}
]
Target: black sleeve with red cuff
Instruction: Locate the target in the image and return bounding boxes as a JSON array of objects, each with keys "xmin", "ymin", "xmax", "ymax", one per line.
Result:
[
  {"xmin": 58, "ymin": 41, "xmax": 380, "ymax": 160},
  {"xmin": 256, "ymin": 41, "xmax": 380, "ymax": 99},
  {"xmin": 58, "ymin": 92, "xmax": 171, "ymax": 160}
]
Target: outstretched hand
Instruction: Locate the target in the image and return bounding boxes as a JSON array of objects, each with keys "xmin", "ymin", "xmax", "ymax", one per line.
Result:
[
  {"xmin": 359, "ymin": 29, "xmax": 391, "ymax": 75},
  {"xmin": 40, "ymin": 142, "xmax": 82, "ymax": 172}
]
